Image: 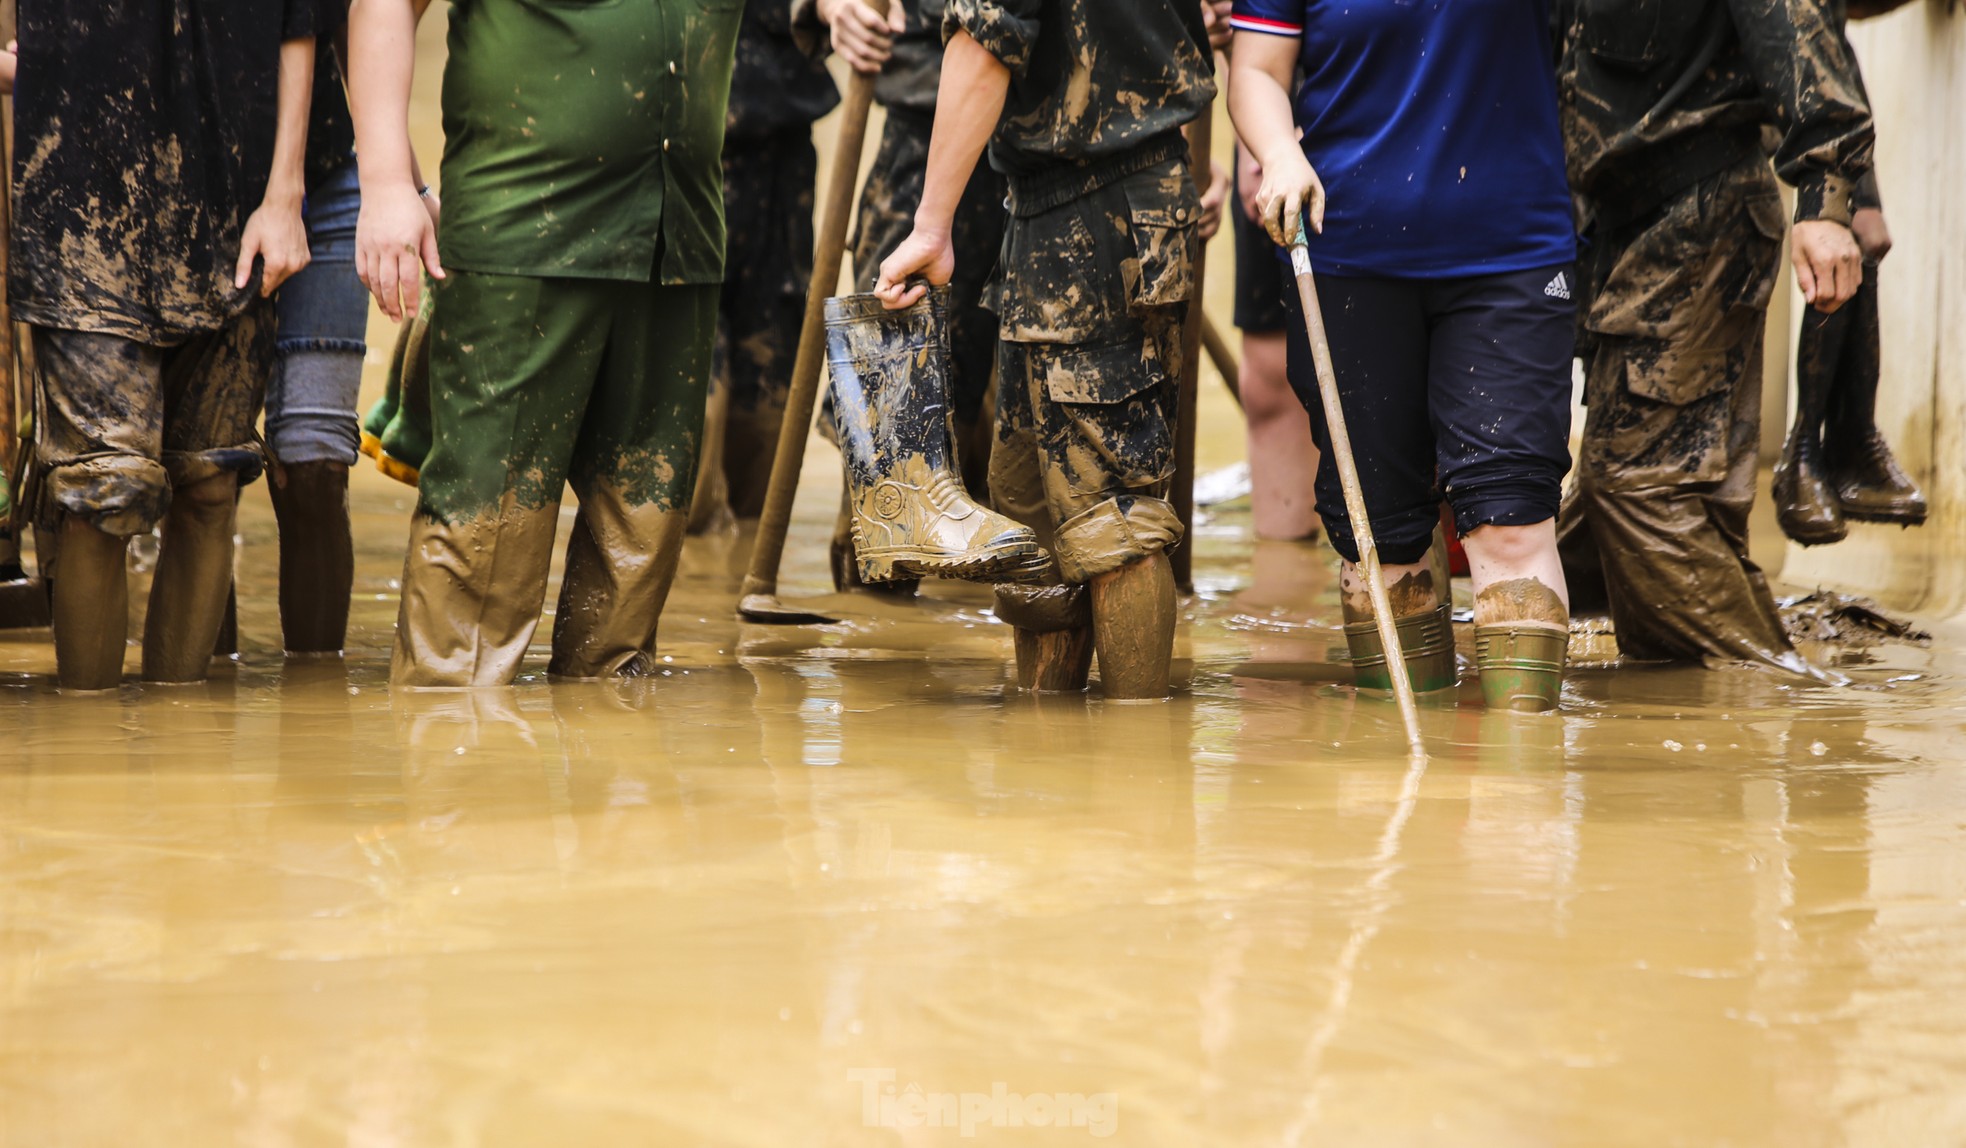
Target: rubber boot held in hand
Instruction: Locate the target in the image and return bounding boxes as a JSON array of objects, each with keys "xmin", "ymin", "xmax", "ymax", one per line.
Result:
[
  {"xmin": 1473, "ymin": 577, "xmax": 1568, "ymax": 712},
  {"xmin": 825, "ymin": 287, "xmax": 1044, "ymax": 584},
  {"xmin": 1775, "ymin": 301, "xmax": 1848, "ymax": 545},
  {"xmin": 1822, "ymin": 271, "xmax": 1925, "ymax": 526}
]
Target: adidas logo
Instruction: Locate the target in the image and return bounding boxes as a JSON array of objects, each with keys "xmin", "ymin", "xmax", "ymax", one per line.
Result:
[{"xmin": 1544, "ymin": 271, "xmax": 1572, "ymax": 300}]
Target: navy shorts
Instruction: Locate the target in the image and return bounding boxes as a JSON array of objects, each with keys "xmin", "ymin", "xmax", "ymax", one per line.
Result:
[
  {"xmin": 1231, "ymin": 167, "xmax": 1288, "ymax": 334},
  {"xmin": 1280, "ymin": 263, "xmax": 1576, "ymax": 565}
]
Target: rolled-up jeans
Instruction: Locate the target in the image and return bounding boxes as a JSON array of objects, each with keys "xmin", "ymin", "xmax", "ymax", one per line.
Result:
[{"xmin": 265, "ymin": 160, "xmax": 368, "ymax": 466}]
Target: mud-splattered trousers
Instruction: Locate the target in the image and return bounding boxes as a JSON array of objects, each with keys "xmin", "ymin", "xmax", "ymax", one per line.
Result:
[
  {"xmin": 852, "ymin": 108, "xmax": 1007, "ymax": 429},
  {"xmin": 25, "ymin": 305, "xmax": 272, "ymax": 540},
  {"xmin": 713, "ymin": 129, "xmax": 818, "ymax": 515},
  {"xmin": 392, "ymin": 271, "xmax": 716, "ymax": 687},
  {"xmin": 986, "ymin": 148, "xmax": 1199, "ymax": 585},
  {"xmin": 1558, "ymin": 158, "xmax": 1795, "ymax": 665}
]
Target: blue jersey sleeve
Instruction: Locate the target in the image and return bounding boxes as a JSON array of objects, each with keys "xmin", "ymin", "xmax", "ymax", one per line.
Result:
[{"xmin": 1229, "ymin": 0, "xmax": 1304, "ymax": 36}]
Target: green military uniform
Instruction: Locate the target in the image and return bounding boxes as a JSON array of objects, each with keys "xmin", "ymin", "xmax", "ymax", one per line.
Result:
[
  {"xmin": 943, "ymin": 0, "xmax": 1213, "ymax": 585},
  {"xmin": 1554, "ymin": 0, "xmax": 1873, "ymax": 672},
  {"xmin": 394, "ymin": 0, "xmax": 741, "ymax": 687}
]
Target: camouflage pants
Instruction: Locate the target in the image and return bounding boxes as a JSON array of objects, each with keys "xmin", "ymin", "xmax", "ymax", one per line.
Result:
[
  {"xmin": 715, "ymin": 127, "xmax": 817, "ymax": 515},
  {"xmin": 27, "ymin": 302, "xmax": 271, "ymax": 538},
  {"xmin": 987, "ymin": 155, "xmax": 1197, "ymax": 584},
  {"xmin": 1559, "ymin": 159, "xmax": 1794, "ymax": 666},
  {"xmin": 852, "ymin": 108, "xmax": 1006, "ymax": 424}
]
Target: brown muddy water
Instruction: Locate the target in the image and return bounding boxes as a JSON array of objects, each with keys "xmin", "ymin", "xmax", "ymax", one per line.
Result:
[{"xmin": 6, "ymin": 16, "xmax": 1966, "ymax": 1145}]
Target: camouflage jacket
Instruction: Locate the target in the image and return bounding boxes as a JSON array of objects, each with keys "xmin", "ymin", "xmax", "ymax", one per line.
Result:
[
  {"xmin": 944, "ymin": 0, "xmax": 1214, "ymax": 177},
  {"xmin": 728, "ymin": 0, "xmax": 839, "ymax": 140},
  {"xmin": 790, "ymin": 0, "xmax": 947, "ymax": 114},
  {"xmin": 1557, "ymin": 0, "xmax": 1873, "ymax": 230}
]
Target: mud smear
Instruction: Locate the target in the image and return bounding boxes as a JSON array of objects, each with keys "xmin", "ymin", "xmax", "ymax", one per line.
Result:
[{"xmin": 4, "ymin": 45, "xmax": 1966, "ymax": 1147}]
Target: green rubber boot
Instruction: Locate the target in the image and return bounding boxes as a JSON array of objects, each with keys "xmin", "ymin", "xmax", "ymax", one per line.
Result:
[
  {"xmin": 362, "ymin": 282, "xmax": 435, "ymax": 487},
  {"xmin": 1343, "ymin": 604, "xmax": 1457, "ymax": 694},
  {"xmin": 1474, "ymin": 623, "xmax": 1568, "ymax": 713}
]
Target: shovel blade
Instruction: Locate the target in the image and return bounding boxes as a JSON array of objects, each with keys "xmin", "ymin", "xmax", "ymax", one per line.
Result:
[{"xmin": 737, "ymin": 592, "xmax": 838, "ymax": 627}]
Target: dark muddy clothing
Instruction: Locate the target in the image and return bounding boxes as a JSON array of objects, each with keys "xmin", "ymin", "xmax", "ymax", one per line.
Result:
[
  {"xmin": 9, "ymin": 0, "xmax": 325, "ymax": 341},
  {"xmin": 27, "ymin": 305, "xmax": 274, "ymax": 538},
  {"xmin": 1231, "ymin": 166, "xmax": 1285, "ymax": 334},
  {"xmin": 728, "ymin": 0, "xmax": 839, "ymax": 138},
  {"xmin": 1560, "ymin": 158, "xmax": 1794, "ymax": 665},
  {"xmin": 852, "ymin": 109, "xmax": 1007, "ymax": 424},
  {"xmin": 987, "ymin": 158, "xmax": 1199, "ymax": 583},
  {"xmin": 943, "ymin": 0, "xmax": 1215, "ymax": 180},
  {"xmin": 1280, "ymin": 263, "xmax": 1576, "ymax": 567},
  {"xmin": 305, "ymin": 36, "xmax": 356, "ymax": 188},
  {"xmin": 1556, "ymin": 0, "xmax": 1874, "ymax": 231},
  {"xmin": 791, "ymin": 0, "xmax": 948, "ymax": 113},
  {"xmin": 437, "ymin": 0, "xmax": 740, "ymax": 285}
]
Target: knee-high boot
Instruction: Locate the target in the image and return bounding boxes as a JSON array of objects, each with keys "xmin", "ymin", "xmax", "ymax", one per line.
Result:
[{"xmin": 1823, "ymin": 269, "xmax": 1926, "ymax": 525}]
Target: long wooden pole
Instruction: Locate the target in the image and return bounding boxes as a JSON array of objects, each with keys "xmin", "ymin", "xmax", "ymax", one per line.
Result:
[
  {"xmin": 1289, "ymin": 238, "xmax": 1425, "ymax": 756},
  {"xmin": 0, "ymin": 0, "xmax": 20, "ymax": 575},
  {"xmin": 1170, "ymin": 86, "xmax": 1213, "ymax": 592},
  {"xmin": 735, "ymin": 0, "xmax": 890, "ymax": 625}
]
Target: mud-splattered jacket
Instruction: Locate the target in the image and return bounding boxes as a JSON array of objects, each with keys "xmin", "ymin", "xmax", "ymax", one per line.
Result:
[
  {"xmin": 8, "ymin": 0, "xmax": 327, "ymax": 342},
  {"xmin": 943, "ymin": 0, "xmax": 1215, "ymax": 177},
  {"xmin": 1557, "ymin": 0, "xmax": 1873, "ymax": 230},
  {"xmin": 437, "ymin": 0, "xmax": 740, "ymax": 286},
  {"xmin": 791, "ymin": 0, "xmax": 949, "ymax": 114},
  {"xmin": 727, "ymin": 0, "xmax": 839, "ymax": 140}
]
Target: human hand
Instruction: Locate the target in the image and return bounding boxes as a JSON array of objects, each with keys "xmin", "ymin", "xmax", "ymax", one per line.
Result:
[
  {"xmin": 874, "ymin": 224, "xmax": 954, "ymax": 310},
  {"xmin": 1850, "ymin": 207, "xmax": 1891, "ymax": 263},
  {"xmin": 817, "ymin": 0, "xmax": 905, "ymax": 74},
  {"xmin": 0, "ymin": 40, "xmax": 17, "ymax": 97},
  {"xmin": 1197, "ymin": 158, "xmax": 1230, "ymax": 241},
  {"xmin": 1253, "ymin": 144, "xmax": 1324, "ymax": 248},
  {"xmin": 358, "ymin": 180, "xmax": 444, "ymax": 322},
  {"xmin": 1202, "ymin": 0, "xmax": 1234, "ymax": 53},
  {"xmin": 1791, "ymin": 219, "xmax": 1864, "ymax": 313},
  {"xmin": 235, "ymin": 189, "xmax": 311, "ymax": 297}
]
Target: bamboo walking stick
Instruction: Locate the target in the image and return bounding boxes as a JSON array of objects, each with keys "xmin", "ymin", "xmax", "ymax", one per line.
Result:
[
  {"xmin": 735, "ymin": 0, "xmax": 892, "ymax": 625},
  {"xmin": 1288, "ymin": 233, "xmax": 1424, "ymax": 756},
  {"xmin": 1199, "ymin": 312, "xmax": 1241, "ymax": 408}
]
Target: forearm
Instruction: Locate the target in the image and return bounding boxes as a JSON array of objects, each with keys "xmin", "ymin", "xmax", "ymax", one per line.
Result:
[
  {"xmin": 348, "ymin": 0, "xmax": 422, "ymax": 189},
  {"xmin": 915, "ymin": 32, "xmax": 1008, "ymax": 233},
  {"xmin": 1226, "ymin": 42, "xmax": 1299, "ymax": 169},
  {"xmin": 264, "ymin": 38, "xmax": 315, "ymax": 207}
]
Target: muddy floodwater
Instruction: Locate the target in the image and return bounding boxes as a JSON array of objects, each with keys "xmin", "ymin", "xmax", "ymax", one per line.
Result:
[
  {"xmin": 7, "ymin": 16, "xmax": 1966, "ymax": 1144},
  {"xmin": 5, "ymin": 432, "xmax": 1965, "ymax": 1144}
]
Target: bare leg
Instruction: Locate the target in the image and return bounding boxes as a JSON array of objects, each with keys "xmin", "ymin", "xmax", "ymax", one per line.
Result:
[
  {"xmin": 1241, "ymin": 330, "xmax": 1320, "ymax": 541},
  {"xmin": 1462, "ymin": 520, "xmax": 1569, "ymax": 712},
  {"xmin": 142, "ymin": 472, "xmax": 240, "ymax": 682},
  {"xmin": 51, "ymin": 516, "xmax": 130, "ymax": 690},
  {"xmin": 1461, "ymin": 521, "xmax": 1569, "ymax": 621}
]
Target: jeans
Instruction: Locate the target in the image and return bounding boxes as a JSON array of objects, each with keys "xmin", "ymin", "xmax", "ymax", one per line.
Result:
[{"xmin": 265, "ymin": 160, "xmax": 368, "ymax": 466}]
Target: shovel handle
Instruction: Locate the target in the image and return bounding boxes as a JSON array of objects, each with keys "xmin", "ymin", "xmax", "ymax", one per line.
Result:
[
  {"xmin": 738, "ymin": 0, "xmax": 891, "ymax": 604},
  {"xmin": 1290, "ymin": 240, "xmax": 1426, "ymax": 757}
]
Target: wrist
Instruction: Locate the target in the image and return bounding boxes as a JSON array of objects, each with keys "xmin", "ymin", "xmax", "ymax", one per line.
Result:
[{"xmin": 259, "ymin": 177, "xmax": 305, "ymax": 213}]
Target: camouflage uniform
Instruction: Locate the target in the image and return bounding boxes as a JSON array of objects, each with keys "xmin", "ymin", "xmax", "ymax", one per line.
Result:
[
  {"xmin": 944, "ymin": 0, "xmax": 1214, "ymax": 584},
  {"xmin": 714, "ymin": 0, "xmax": 840, "ymax": 516},
  {"xmin": 1555, "ymin": 0, "xmax": 1874, "ymax": 668}
]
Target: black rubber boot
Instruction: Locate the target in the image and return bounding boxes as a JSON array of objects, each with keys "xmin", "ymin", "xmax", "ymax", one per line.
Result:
[
  {"xmin": 1823, "ymin": 270, "xmax": 1926, "ymax": 526},
  {"xmin": 1776, "ymin": 296, "xmax": 1848, "ymax": 546},
  {"xmin": 825, "ymin": 287, "xmax": 1045, "ymax": 584}
]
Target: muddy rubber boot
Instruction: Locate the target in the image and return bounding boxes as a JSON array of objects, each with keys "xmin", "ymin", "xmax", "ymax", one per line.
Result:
[
  {"xmin": 1824, "ymin": 270, "xmax": 1926, "ymax": 526},
  {"xmin": 50, "ymin": 516, "xmax": 130, "ymax": 690},
  {"xmin": 1088, "ymin": 551, "xmax": 1176, "ymax": 700},
  {"xmin": 1775, "ymin": 298, "xmax": 1848, "ymax": 545},
  {"xmin": 997, "ymin": 576, "xmax": 1093, "ymax": 693},
  {"xmin": 367, "ymin": 287, "xmax": 434, "ymax": 487},
  {"xmin": 1342, "ymin": 605, "xmax": 1457, "ymax": 694},
  {"xmin": 1474, "ymin": 624, "xmax": 1568, "ymax": 713},
  {"xmin": 825, "ymin": 288, "xmax": 1044, "ymax": 584},
  {"xmin": 1473, "ymin": 577, "xmax": 1569, "ymax": 713},
  {"xmin": 141, "ymin": 473, "xmax": 240, "ymax": 683},
  {"xmin": 269, "ymin": 460, "xmax": 354, "ymax": 654},
  {"xmin": 830, "ymin": 485, "xmax": 920, "ymax": 596}
]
